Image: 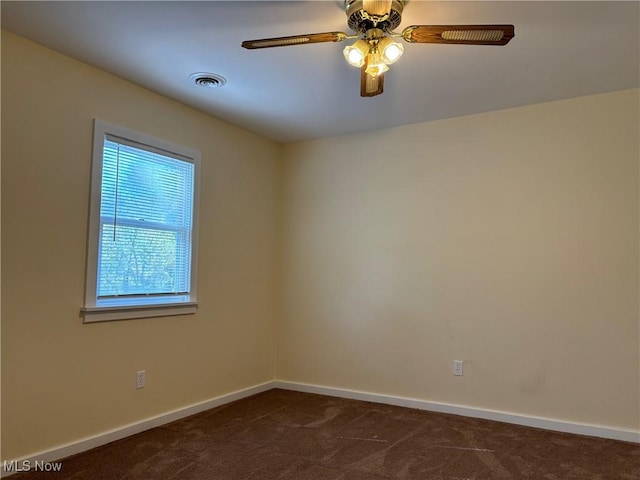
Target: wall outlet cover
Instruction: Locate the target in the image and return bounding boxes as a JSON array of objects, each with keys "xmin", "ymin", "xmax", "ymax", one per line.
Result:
[{"xmin": 454, "ymin": 360, "xmax": 464, "ymax": 376}]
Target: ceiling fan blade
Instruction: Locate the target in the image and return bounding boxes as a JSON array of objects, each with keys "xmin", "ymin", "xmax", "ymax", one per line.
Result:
[
  {"xmin": 361, "ymin": 68, "xmax": 384, "ymax": 97},
  {"xmin": 363, "ymin": 0, "xmax": 392, "ymax": 16},
  {"xmin": 403, "ymin": 25, "xmax": 515, "ymax": 45},
  {"xmin": 242, "ymin": 32, "xmax": 347, "ymax": 49}
]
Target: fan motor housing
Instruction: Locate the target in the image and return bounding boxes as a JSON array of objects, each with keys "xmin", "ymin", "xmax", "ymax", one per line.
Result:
[{"xmin": 345, "ymin": 0, "xmax": 405, "ymax": 33}]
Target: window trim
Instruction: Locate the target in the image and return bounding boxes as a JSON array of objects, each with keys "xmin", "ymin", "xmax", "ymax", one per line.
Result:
[{"xmin": 82, "ymin": 119, "xmax": 201, "ymax": 323}]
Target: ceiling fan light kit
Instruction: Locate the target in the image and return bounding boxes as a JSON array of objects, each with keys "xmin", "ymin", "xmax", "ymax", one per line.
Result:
[
  {"xmin": 242, "ymin": 0, "xmax": 514, "ymax": 97},
  {"xmin": 343, "ymin": 39, "xmax": 370, "ymax": 68},
  {"xmin": 377, "ymin": 36, "xmax": 404, "ymax": 64}
]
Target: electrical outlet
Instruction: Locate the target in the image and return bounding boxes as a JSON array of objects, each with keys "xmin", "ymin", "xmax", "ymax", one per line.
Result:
[
  {"xmin": 453, "ymin": 360, "xmax": 464, "ymax": 376},
  {"xmin": 136, "ymin": 370, "xmax": 146, "ymax": 389}
]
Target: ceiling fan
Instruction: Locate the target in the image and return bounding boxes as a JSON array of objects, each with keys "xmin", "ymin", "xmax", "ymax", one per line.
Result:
[{"xmin": 242, "ymin": 0, "xmax": 514, "ymax": 97}]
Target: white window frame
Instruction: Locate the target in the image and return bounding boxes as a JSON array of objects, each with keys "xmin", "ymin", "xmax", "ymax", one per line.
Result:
[{"xmin": 81, "ymin": 119, "xmax": 200, "ymax": 323}]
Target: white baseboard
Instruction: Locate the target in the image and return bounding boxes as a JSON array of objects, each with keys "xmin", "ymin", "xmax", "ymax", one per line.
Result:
[
  {"xmin": 3, "ymin": 379, "xmax": 637, "ymax": 477},
  {"xmin": 0, "ymin": 381, "xmax": 275, "ymax": 478},
  {"xmin": 273, "ymin": 380, "xmax": 640, "ymax": 444}
]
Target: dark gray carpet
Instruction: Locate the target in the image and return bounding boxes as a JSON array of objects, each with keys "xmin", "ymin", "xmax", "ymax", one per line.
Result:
[{"xmin": 8, "ymin": 389, "xmax": 640, "ymax": 479}]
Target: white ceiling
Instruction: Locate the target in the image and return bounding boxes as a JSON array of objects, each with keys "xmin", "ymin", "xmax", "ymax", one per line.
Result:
[{"xmin": 2, "ymin": 1, "xmax": 638, "ymax": 144}]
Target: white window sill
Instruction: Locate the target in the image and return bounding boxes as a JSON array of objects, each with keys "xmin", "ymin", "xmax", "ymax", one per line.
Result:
[{"xmin": 81, "ymin": 302, "xmax": 198, "ymax": 323}]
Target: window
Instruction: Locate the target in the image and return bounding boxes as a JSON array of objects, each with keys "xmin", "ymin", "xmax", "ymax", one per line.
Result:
[{"xmin": 82, "ymin": 119, "xmax": 200, "ymax": 322}]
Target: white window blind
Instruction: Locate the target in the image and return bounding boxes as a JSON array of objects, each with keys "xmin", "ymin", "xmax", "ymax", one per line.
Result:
[
  {"xmin": 82, "ymin": 119, "xmax": 200, "ymax": 322},
  {"xmin": 98, "ymin": 136, "xmax": 194, "ymax": 301}
]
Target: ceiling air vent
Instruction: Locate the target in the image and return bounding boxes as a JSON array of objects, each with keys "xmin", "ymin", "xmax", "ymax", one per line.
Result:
[{"xmin": 190, "ymin": 72, "xmax": 227, "ymax": 89}]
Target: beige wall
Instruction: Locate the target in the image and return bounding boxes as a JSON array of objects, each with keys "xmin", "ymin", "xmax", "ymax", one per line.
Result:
[
  {"xmin": 279, "ymin": 89, "xmax": 639, "ymax": 431},
  {"xmin": 1, "ymin": 31, "xmax": 281, "ymax": 459},
  {"xmin": 2, "ymin": 29, "xmax": 639, "ymax": 461}
]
